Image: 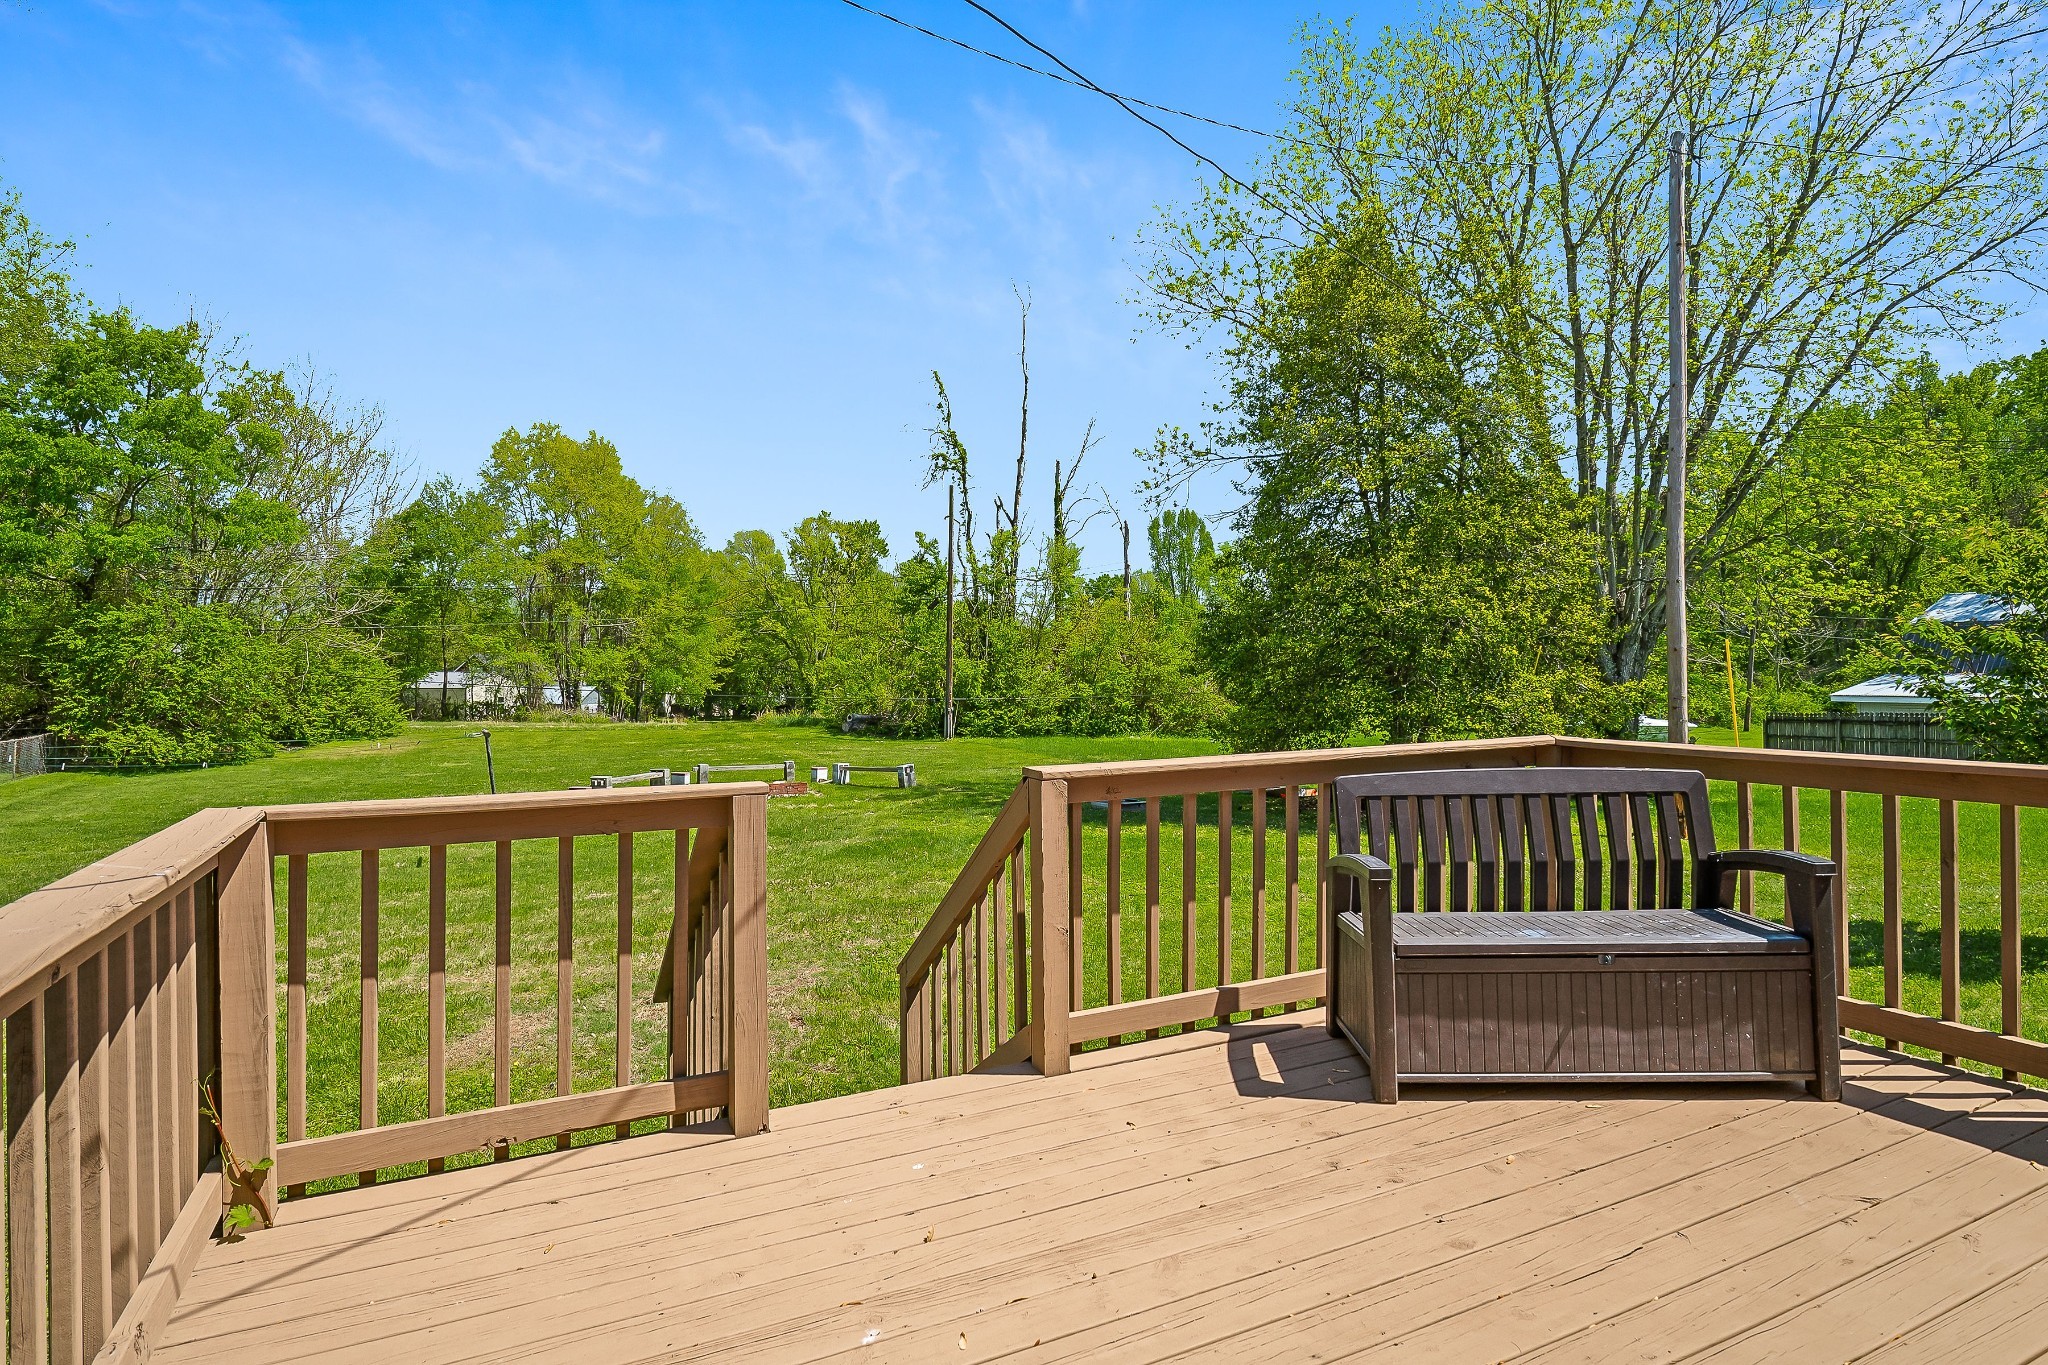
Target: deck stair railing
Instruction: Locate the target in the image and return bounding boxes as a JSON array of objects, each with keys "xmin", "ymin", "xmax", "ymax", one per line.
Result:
[
  {"xmin": 1, "ymin": 783, "xmax": 769, "ymax": 1365},
  {"xmin": 898, "ymin": 738, "xmax": 1552, "ymax": 1081},
  {"xmin": 903, "ymin": 736, "xmax": 2048, "ymax": 1087}
]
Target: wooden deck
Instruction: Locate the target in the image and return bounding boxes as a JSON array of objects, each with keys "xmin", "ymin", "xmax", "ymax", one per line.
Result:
[{"xmin": 155, "ymin": 1012, "xmax": 2048, "ymax": 1364}]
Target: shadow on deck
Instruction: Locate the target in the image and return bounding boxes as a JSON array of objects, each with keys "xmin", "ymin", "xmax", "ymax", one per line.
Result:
[{"xmin": 157, "ymin": 1012, "xmax": 2048, "ymax": 1364}]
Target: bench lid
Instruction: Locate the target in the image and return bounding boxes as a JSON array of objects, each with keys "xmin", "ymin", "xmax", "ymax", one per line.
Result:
[{"xmin": 1388, "ymin": 908, "xmax": 1807, "ymax": 956}]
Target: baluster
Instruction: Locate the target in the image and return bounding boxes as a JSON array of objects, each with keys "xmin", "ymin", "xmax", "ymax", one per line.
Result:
[
  {"xmin": 1105, "ymin": 796, "xmax": 1122, "ymax": 1009},
  {"xmin": 1939, "ymin": 800, "xmax": 1959, "ymax": 1064},
  {"xmin": 78, "ymin": 952, "xmax": 112, "ymax": 1353},
  {"xmin": 1882, "ymin": 794, "xmax": 1902, "ymax": 1050},
  {"xmin": 1067, "ymin": 805, "xmax": 1085, "ymax": 1012},
  {"xmin": 1145, "ymin": 798, "xmax": 1161, "ymax": 1006},
  {"xmin": 286, "ymin": 854, "xmax": 308, "ymax": 1197},
  {"xmin": 2000, "ymin": 805, "xmax": 2021, "ymax": 1081},
  {"xmin": 360, "ymin": 851, "xmax": 379, "ymax": 1185},
  {"xmin": 1010, "ymin": 847, "xmax": 1028, "ymax": 1035},
  {"xmin": 103, "ymin": 932, "xmax": 135, "ymax": 1303},
  {"xmin": 613, "ymin": 833, "xmax": 634, "ymax": 1138},
  {"xmin": 1317, "ymin": 782, "xmax": 1331, "ymax": 968},
  {"xmin": 130, "ymin": 912, "xmax": 158, "ymax": 1256},
  {"xmin": 1830, "ymin": 790, "xmax": 1850, "ymax": 988},
  {"xmin": 1181, "ymin": 793, "xmax": 1198, "ymax": 992},
  {"xmin": 990, "ymin": 864, "xmax": 1006, "ymax": 1047},
  {"xmin": 1217, "ymin": 791, "xmax": 1234, "ymax": 988},
  {"xmin": 494, "ymin": 841, "xmax": 512, "ymax": 1159},
  {"xmin": 1284, "ymin": 786, "xmax": 1301, "ymax": 976},
  {"xmin": 152, "ymin": 900, "xmax": 176, "ymax": 1230},
  {"xmin": 48, "ymin": 971, "xmax": 83, "ymax": 1364},
  {"xmin": 8, "ymin": 993, "xmax": 48, "ymax": 1362},
  {"xmin": 668, "ymin": 832, "xmax": 687, "ymax": 1110},
  {"xmin": 972, "ymin": 889, "xmax": 987, "ymax": 1066},
  {"xmin": 1736, "ymin": 780, "xmax": 1755, "ymax": 915},
  {"xmin": 194, "ymin": 878, "xmax": 218, "ymax": 1172},
  {"xmin": 927, "ymin": 964, "xmax": 941, "ymax": 1083},
  {"xmin": 1251, "ymin": 788, "xmax": 1268, "ymax": 979},
  {"xmin": 1782, "ymin": 784, "xmax": 1801, "ymax": 922},
  {"xmin": 431, "ymin": 845, "xmax": 449, "ymax": 1169},
  {"xmin": 952, "ymin": 924, "xmax": 964, "ymax": 1074},
  {"xmin": 174, "ymin": 890, "xmax": 197, "ymax": 1204}
]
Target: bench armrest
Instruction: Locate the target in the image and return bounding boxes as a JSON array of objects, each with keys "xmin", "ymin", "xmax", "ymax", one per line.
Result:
[
  {"xmin": 1699, "ymin": 848, "xmax": 1837, "ymax": 931},
  {"xmin": 1702, "ymin": 848, "xmax": 1835, "ymax": 881},
  {"xmin": 1327, "ymin": 852, "xmax": 1393, "ymax": 884},
  {"xmin": 1698, "ymin": 847, "xmax": 1844, "ymax": 1102}
]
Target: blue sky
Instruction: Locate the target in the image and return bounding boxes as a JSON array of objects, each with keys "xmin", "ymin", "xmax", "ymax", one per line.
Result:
[
  {"xmin": 6, "ymin": 2, "xmax": 2041, "ymax": 578},
  {"xmin": 0, "ymin": 0, "xmax": 1386, "ymax": 576}
]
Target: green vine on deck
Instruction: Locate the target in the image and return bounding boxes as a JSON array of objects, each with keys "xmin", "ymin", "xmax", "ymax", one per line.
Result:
[{"xmin": 199, "ymin": 1076, "xmax": 275, "ymax": 1239}]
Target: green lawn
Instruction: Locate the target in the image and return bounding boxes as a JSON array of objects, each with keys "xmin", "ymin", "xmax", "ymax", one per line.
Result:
[
  {"xmin": 2, "ymin": 720, "xmax": 2041, "ymax": 1173},
  {"xmin": 0, "ymin": 721, "xmax": 1219, "ymax": 1152}
]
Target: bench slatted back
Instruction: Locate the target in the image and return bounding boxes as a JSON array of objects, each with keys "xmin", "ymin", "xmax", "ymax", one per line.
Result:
[{"xmin": 1332, "ymin": 768, "xmax": 1716, "ymax": 913}]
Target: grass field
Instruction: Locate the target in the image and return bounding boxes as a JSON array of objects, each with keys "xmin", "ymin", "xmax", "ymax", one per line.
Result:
[
  {"xmin": 1, "ymin": 720, "xmax": 2041, "ymax": 1159},
  {"xmin": 0, "ymin": 721, "xmax": 1219, "ymax": 1136}
]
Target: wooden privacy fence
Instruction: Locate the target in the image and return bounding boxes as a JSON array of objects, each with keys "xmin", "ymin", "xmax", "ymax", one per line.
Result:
[
  {"xmin": 1765, "ymin": 711, "xmax": 1978, "ymax": 760},
  {"xmin": 0, "ymin": 783, "xmax": 769, "ymax": 1365},
  {"xmin": 903, "ymin": 736, "xmax": 2047, "ymax": 1088}
]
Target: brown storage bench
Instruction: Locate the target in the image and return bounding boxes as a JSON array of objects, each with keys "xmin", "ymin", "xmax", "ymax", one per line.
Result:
[{"xmin": 1325, "ymin": 767, "xmax": 1841, "ymax": 1103}]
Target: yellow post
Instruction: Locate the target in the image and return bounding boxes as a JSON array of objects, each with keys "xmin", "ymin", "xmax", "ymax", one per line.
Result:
[{"xmin": 1724, "ymin": 637, "xmax": 1743, "ymax": 746}]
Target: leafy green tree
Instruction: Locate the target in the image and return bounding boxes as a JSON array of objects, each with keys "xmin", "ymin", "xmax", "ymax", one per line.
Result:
[
  {"xmin": 0, "ymin": 188, "xmax": 75, "ymax": 391},
  {"xmin": 43, "ymin": 598, "xmax": 400, "ymax": 764},
  {"xmin": 1147, "ymin": 509, "xmax": 1215, "ymax": 605},
  {"xmin": 477, "ymin": 422, "xmax": 719, "ymax": 715},
  {"xmin": 1905, "ymin": 534, "xmax": 2048, "ymax": 762},
  {"xmin": 357, "ymin": 477, "xmax": 513, "ymax": 711},
  {"xmin": 1144, "ymin": 0, "xmax": 2048, "ymax": 684}
]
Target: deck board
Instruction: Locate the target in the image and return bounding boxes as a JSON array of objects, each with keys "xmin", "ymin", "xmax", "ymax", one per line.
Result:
[{"xmin": 153, "ymin": 1015, "xmax": 2048, "ymax": 1364}]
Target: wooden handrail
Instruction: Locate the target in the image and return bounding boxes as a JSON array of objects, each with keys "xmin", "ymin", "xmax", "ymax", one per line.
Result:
[
  {"xmin": 1024, "ymin": 736, "xmax": 1553, "ymax": 802},
  {"xmin": 1555, "ymin": 737, "xmax": 2048, "ymax": 805},
  {"xmin": 0, "ymin": 806, "xmax": 261, "ymax": 1019},
  {"xmin": 263, "ymin": 782, "xmax": 760, "ymax": 854},
  {"xmin": 898, "ymin": 782, "xmax": 1030, "ymax": 985}
]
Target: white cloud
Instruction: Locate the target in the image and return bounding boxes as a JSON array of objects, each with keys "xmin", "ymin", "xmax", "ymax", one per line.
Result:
[
  {"xmin": 162, "ymin": 4, "xmax": 699, "ymax": 211},
  {"xmin": 722, "ymin": 83, "xmax": 946, "ymax": 245}
]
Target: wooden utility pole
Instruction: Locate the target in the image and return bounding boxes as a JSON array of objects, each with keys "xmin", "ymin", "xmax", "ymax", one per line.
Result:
[
  {"xmin": 1121, "ymin": 521, "xmax": 1132, "ymax": 620},
  {"xmin": 1666, "ymin": 130, "xmax": 1691, "ymax": 744},
  {"xmin": 943, "ymin": 484, "xmax": 957, "ymax": 740}
]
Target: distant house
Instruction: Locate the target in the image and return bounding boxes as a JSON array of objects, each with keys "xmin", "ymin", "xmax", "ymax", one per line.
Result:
[
  {"xmin": 401, "ymin": 670, "xmax": 521, "ymax": 715},
  {"xmin": 1830, "ymin": 592, "xmax": 2027, "ymax": 713},
  {"xmin": 541, "ymin": 682, "xmax": 605, "ymax": 713},
  {"xmin": 1827, "ymin": 673, "xmax": 1968, "ymax": 714}
]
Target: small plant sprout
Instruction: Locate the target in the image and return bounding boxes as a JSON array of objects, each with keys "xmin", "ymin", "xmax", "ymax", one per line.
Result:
[{"xmin": 199, "ymin": 1076, "xmax": 276, "ymax": 1238}]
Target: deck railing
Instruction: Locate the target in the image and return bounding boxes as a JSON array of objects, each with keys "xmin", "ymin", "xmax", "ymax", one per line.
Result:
[
  {"xmin": 0, "ymin": 784, "xmax": 769, "ymax": 1364},
  {"xmin": 902, "ymin": 736, "xmax": 2048, "ymax": 1088}
]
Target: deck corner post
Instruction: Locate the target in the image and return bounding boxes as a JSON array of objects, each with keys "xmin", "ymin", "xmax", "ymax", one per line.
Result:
[
  {"xmin": 214, "ymin": 816, "xmax": 276, "ymax": 1227},
  {"xmin": 728, "ymin": 792, "xmax": 770, "ymax": 1135},
  {"xmin": 1027, "ymin": 776, "xmax": 1071, "ymax": 1076}
]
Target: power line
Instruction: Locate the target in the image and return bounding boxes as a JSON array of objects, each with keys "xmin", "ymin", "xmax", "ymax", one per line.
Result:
[{"xmin": 835, "ymin": 0, "xmax": 1285, "ymax": 142}]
